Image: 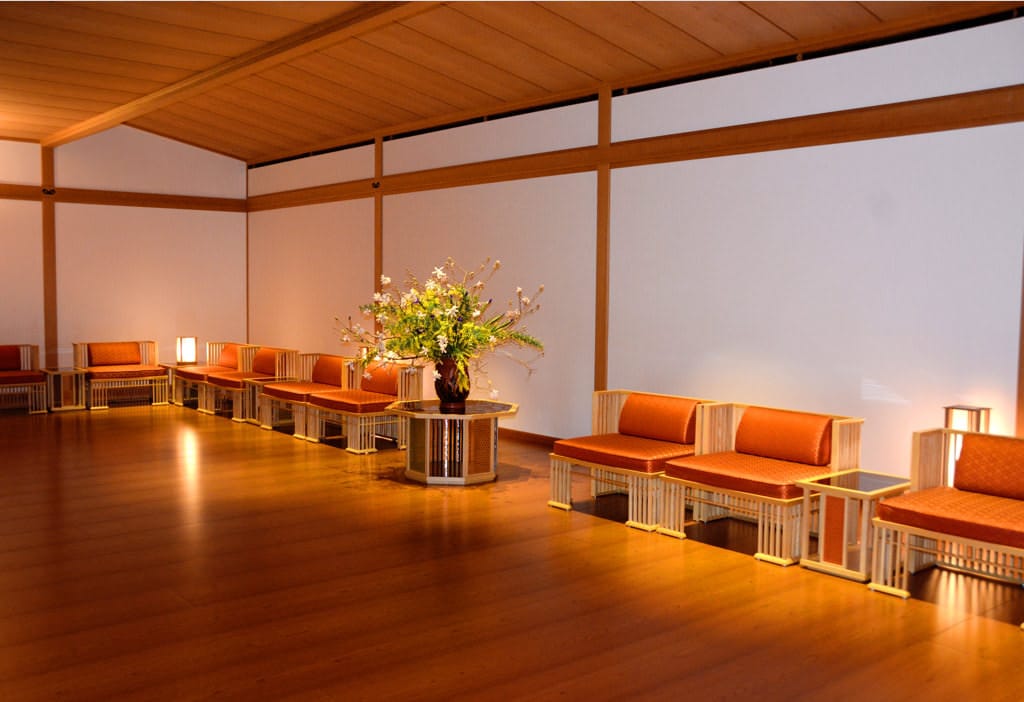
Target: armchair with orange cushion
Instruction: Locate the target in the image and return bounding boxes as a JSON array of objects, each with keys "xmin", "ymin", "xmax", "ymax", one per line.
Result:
[
  {"xmin": 0, "ymin": 344, "xmax": 46, "ymax": 414},
  {"xmin": 257, "ymin": 352, "xmax": 349, "ymax": 440},
  {"xmin": 305, "ymin": 360, "xmax": 423, "ymax": 454},
  {"xmin": 659, "ymin": 403, "xmax": 863, "ymax": 565},
  {"xmin": 870, "ymin": 429, "xmax": 1024, "ymax": 629},
  {"xmin": 201, "ymin": 345, "xmax": 298, "ymax": 422},
  {"xmin": 72, "ymin": 341, "xmax": 169, "ymax": 409},
  {"xmin": 172, "ymin": 341, "xmax": 257, "ymax": 408},
  {"xmin": 549, "ymin": 390, "xmax": 707, "ymax": 532}
]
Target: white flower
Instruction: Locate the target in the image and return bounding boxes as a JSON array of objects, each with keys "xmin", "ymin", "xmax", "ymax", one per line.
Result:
[
  {"xmin": 516, "ymin": 286, "xmax": 523, "ymax": 294},
  {"xmin": 489, "ymin": 387, "xmax": 500, "ymax": 399},
  {"xmin": 521, "ymin": 296, "xmax": 530, "ymax": 306},
  {"xmin": 472, "ymin": 309, "xmax": 481, "ymax": 318},
  {"xmin": 445, "ymin": 305, "xmax": 459, "ymax": 318},
  {"xmin": 432, "ymin": 266, "xmax": 447, "ymax": 280},
  {"xmin": 380, "ymin": 275, "xmax": 391, "ymax": 286},
  {"xmin": 437, "ymin": 334, "xmax": 449, "ymax": 353},
  {"xmin": 432, "ymin": 369, "xmax": 442, "ymax": 380}
]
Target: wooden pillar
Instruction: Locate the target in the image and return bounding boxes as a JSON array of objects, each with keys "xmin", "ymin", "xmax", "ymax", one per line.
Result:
[
  {"xmin": 374, "ymin": 135, "xmax": 384, "ymax": 293},
  {"xmin": 594, "ymin": 86, "xmax": 611, "ymax": 392},
  {"xmin": 40, "ymin": 147, "xmax": 58, "ymax": 368}
]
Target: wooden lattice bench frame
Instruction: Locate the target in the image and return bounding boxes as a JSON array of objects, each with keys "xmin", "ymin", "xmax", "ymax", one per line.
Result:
[
  {"xmin": 549, "ymin": 390, "xmax": 706, "ymax": 532},
  {"xmin": 73, "ymin": 341, "xmax": 169, "ymax": 410},
  {"xmin": 306, "ymin": 361, "xmax": 423, "ymax": 454},
  {"xmin": 172, "ymin": 342, "xmax": 257, "ymax": 408},
  {"xmin": 658, "ymin": 402, "xmax": 863, "ymax": 566},
  {"xmin": 202, "ymin": 346, "xmax": 298, "ymax": 423},
  {"xmin": 0, "ymin": 344, "xmax": 46, "ymax": 414},
  {"xmin": 869, "ymin": 428, "xmax": 1024, "ymax": 630},
  {"xmin": 257, "ymin": 352, "xmax": 349, "ymax": 440}
]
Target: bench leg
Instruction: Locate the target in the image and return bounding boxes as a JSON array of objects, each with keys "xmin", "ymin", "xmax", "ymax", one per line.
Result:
[
  {"xmin": 344, "ymin": 414, "xmax": 377, "ymax": 454},
  {"xmin": 656, "ymin": 479, "xmax": 688, "ymax": 539},
  {"xmin": 548, "ymin": 457, "xmax": 573, "ymax": 511},
  {"xmin": 868, "ymin": 525, "xmax": 911, "ymax": 598},
  {"xmin": 625, "ymin": 473, "xmax": 659, "ymax": 532}
]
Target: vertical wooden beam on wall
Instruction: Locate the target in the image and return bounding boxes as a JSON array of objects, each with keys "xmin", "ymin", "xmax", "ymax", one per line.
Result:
[
  {"xmin": 40, "ymin": 147, "xmax": 58, "ymax": 368},
  {"xmin": 594, "ymin": 87, "xmax": 612, "ymax": 391},
  {"xmin": 374, "ymin": 136, "xmax": 384, "ymax": 293}
]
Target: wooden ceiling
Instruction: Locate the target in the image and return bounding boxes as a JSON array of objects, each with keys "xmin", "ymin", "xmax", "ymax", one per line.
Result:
[{"xmin": 0, "ymin": 1, "xmax": 1019, "ymax": 165}]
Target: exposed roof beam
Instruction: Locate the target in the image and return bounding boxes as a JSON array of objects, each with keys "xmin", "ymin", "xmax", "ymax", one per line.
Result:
[{"xmin": 41, "ymin": 1, "xmax": 434, "ymax": 149}]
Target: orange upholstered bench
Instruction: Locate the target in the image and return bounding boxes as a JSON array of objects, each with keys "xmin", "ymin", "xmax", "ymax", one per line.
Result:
[
  {"xmin": 549, "ymin": 390, "xmax": 705, "ymax": 531},
  {"xmin": 870, "ymin": 429, "xmax": 1024, "ymax": 629},
  {"xmin": 172, "ymin": 342, "xmax": 257, "ymax": 408},
  {"xmin": 659, "ymin": 403, "xmax": 863, "ymax": 565},
  {"xmin": 258, "ymin": 352, "xmax": 348, "ymax": 440},
  {"xmin": 305, "ymin": 360, "xmax": 422, "ymax": 454},
  {"xmin": 202, "ymin": 346, "xmax": 297, "ymax": 422},
  {"xmin": 0, "ymin": 344, "xmax": 46, "ymax": 414},
  {"xmin": 73, "ymin": 341, "xmax": 169, "ymax": 409}
]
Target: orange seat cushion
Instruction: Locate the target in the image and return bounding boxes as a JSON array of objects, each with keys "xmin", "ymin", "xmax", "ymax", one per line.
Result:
[
  {"xmin": 554, "ymin": 433, "xmax": 695, "ymax": 474},
  {"xmin": 216, "ymin": 343, "xmax": 240, "ymax": 369},
  {"xmin": 735, "ymin": 406, "xmax": 833, "ymax": 466},
  {"xmin": 308, "ymin": 389, "xmax": 395, "ymax": 414},
  {"xmin": 665, "ymin": 452, "xmax": 828, "ymax": 500},
  {"xmin": 263, "ymin": 381, "xmax": 341, "ymax": 403},
  {"xmin": 311, "ymin": 355, "xmax": 345, "ymax": 386},
  {"xmin": 0, "ymin": 369, "xmax": 45, "ymax": 385},
  {"xmin": 86, "ymin": 364, "xmax": 164, "ymax": 380},
  {"xmin": 953, "ymin": 433, "xmax": 1024, "ymax": 501},
  {"xmin": 252, "ymin": 348, "xmax": 280, "ymax": 376},
  {"xmin": 618, "ymin": 393, "xmax": 699, "ymax": 445},
  {"xmin": 0, "ymin": 345, "xmax": 21, "ymax": 371},
  {"xmin": 175, "ymin": 364, "xmax": 230, "ymax": 382},
  {"xmin": 876, "ymin": 486, "xmax": 1024, "ymax": 550},
  {"xmin": 206, "ymin": 370, "xmax": 267, "ymax": 389},
  {"xmin": 88, "ymin": 342, "xmax": 141, "ymax": 366},
  {"xmin": 360, "ymin": 361, "xmax": 400, "ymax": 396}
]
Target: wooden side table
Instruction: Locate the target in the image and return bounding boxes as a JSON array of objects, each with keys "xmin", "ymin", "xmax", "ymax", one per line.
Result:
[
  {"xmin": 390, "ymin": 400, "xmax": 518, "ymax": 485},
  {"xmin": 798, "ymin": 469, "xmax": 911, "ymax": 582},
  {"xmin": 43, "ymin": 368, "xmax": 87, "ymax": 412}
]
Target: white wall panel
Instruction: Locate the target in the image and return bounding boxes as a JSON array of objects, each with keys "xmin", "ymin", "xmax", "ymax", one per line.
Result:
[
  {"xmin": 614, "ymin": 16, "xmax": 1024, "ymax": 142},
  {"xmin": 610, "ymin": 123, "xmax": 1024, "ymax": 475},
  {"xmin": 55, "ymin": 204, "xmax": 246, "ymax": 366},
  {"xmin": 247, "ymin": 199, "xmax": 374, "ymax": 354},
  {"xmin": 0, "ymin": 200, "xmax": 44, "ymax": 348},
  {"xmin": 385, "ymin": 101, "xmax": 597, "ymax": 175},
  {"xmin": 247, "ymin": 144, "xmax": 375, "ymax": 196},
  {"xmin": 0, "ymin": 140, "xmax": 40, "ymax": 184},
  {"xmin": 383, "ymin": 173, "xmax": 596, "ymax": 438},
  {"xmin": 55, "ymin": 126, "xmax": 245, "ymax": 198}
]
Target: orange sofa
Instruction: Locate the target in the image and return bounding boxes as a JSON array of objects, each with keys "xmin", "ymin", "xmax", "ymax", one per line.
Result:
[
  {"xmin": 258, "ymin": 352, "xmax": 349, "ymax": 440},
  {"xmin": 305, "ymin": 360, "xmax": 422, "ymax": 454},
  {"xmin": 659, "ymin": 403, "xmax": 863, "ymax": 565},
  {"xmin": 549, "ymin": 390, "xmax": 705, "ymax": 531},
  {"xmin": 0, "ymin": 344, "xmax": 46, "ymax": 414},
  {"xmin": 202, "ymin": 346, "xmax": 297, "ymax": 422},
  {"xmin": 172, "ymin": 342, "xmax": 257, "ymax": 408},
  {"xmin": 73, "ymin": 341, "xmax": 168, "ymax": 409},
  {"xmin": 870, "ymin": 429, "xmax": 1024, "ymax": 629}
]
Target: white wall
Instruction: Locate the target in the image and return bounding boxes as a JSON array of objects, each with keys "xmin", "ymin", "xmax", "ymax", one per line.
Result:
[
  {"xmin": 0, "ymin": 140, "xmax": 41, "ymax": 184},
  {"xmin": 247, "ymin": 144, "xmax": 375, "ymax": 196},
  {"xmin": 55, "ymin": 204, "xmax": 246, "ymax": 365},
  {"xmin": 55, "ymin": 125, "xmax": 245, "ymax": 198},
  {"xmin": 610, "ymin": 123, "xmax": 1024, "ymax": 474},
  {"xmin": 383, "ymin": 174, "xmax": 597, "ymax": 438},
  {"xmin": 247, "ymin": 199, "xmax": 375, "ymax": 354},
  {"xmin": 0, "ymin": 200, "xmax": 44, "ymax": 348}
]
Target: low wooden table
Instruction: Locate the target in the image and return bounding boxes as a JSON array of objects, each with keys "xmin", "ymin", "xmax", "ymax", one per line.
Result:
[
  {"xmin": 389, "ymin": 400, "xmax": 518, "ymax": 485},
  {"xmin": 797, "ymin": 469, "xmax": 911, "ymax": 582}
]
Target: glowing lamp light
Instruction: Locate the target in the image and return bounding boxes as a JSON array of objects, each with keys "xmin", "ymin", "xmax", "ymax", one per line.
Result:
[
  {"xmin": 176, "ymin": 336, "xmax": 198, "ymax": 365},
  {"xmin": 943, "ymin": 405, "xmax": 991, "ymax": 433}
]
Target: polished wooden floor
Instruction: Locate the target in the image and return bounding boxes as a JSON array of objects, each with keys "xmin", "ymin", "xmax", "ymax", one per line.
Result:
[{"xmin": 2, "ymin": 405, "xmax": 1023, "ymax": 701}]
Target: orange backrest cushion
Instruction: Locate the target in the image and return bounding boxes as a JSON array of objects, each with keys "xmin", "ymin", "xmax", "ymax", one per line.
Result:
[
  {"xmin": 617, "ymin": 393, "xmax": 699, "ymax": 445},
  {"xmin": 361, "ymin": 361, "xmax": 400, "ymax": 396},
  {"xmin": 88, "ymin": 342, "xmax": 141, "ymax": 366},
  {"xmin": 0, "ymin": 345, "xmax": 20, "ymax": 371},
  {"xmin": 735, "ymin": 406, "xmax": 833, "ymax": 466},
  {"xmin": 954, "ymin": 433, "xmax": 1024, "ymax": 501},
  {"xmin": 311, "ymin": 355, "xmax": 345, "ymax": 386},
  {"xmin": 216, "ymin": 343, "xmax": 240, "ymax": 369},
  {"xmin": 252, "ymin": 348, "xmax": 278, "ymax": 376}
]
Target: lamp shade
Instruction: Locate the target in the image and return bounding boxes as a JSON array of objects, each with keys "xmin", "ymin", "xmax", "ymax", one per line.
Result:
[
  {"xmin": 176, "ymin": 336, "xmax": 197, "ymax": 364},
  {"xmin": 944, "ymin": 405, "xmax": 990, "ymax": 433}
]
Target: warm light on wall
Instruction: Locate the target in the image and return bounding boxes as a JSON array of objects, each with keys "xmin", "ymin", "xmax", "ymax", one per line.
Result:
[
  {"xmin": 943, "ymin": 405, "xmax": 991, "ymax": 433},
  {"xmin": 176, "ymin": 336, "xmax": 197, "ymax": 365}
]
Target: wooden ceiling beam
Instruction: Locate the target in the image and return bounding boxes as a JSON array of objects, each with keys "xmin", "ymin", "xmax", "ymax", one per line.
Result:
[{"xmin": 40, "ymin": 1, "xmax": 435, "ymax": 149}]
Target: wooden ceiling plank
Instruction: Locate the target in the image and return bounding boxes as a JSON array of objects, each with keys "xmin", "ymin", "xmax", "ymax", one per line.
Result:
[
  {"xmin": 640, "ymin": 2, "xmax": 797, "ymax": 54},
  {"xmin": 215, "ymin": 1, "xmax": 363, "ymax": 25},
  {"xmin": 129, "ymin": 109, "xmax": 284, "ymax": 160},
  {"xmin": 0, "ymin": 98, "xmax": 95, "ymax": 122},
  {"xmin": 319, "ymin": 38, "xmax": 493, "ymax": 111},
  {"xmin": 0, "ymin": 72, "xmax": 143, "ymax": 106},
  {"xmin": 403, "ymin": 4, "xmax": 595, "ymax": 91},
  {"xmin": 0, "ymin": 57, "xmax": 166, "ymax": 95},
  {"xmin": 749, "ymin": 1, "xmax": 882, "ymax": 40},
  {"xmin": 163, "ymin": 96, "xmax": 309, "ymax": 146},
  {"xmin": 0, "ymin": 40, "xmax": 192, "ymax": 84},
  {"xmin": 288, "ymin": 53, "xmax": 449, "ymax": 119},
  {"xmin": 212, "ymin": 82, "xmax": 359, "ymax": 140},
  {"xmin": 90, "ymin": 1, "xmax": 314, "ymax": 42},
  {"xmin": 457, "ymin": 1, "xmax": 659, "ymax": 81},
  {"xmin": 40, "ymin": 2, "xmax": 437, "ymax": 148},
  {"xmin": 360, "ymin": 23, "xmax": 539, "ymax": 102},
  {"xmin": 0, "ymin": 87, "xmax": 120, "ymax": 114},
  {"xmin": 230, "ymin": 74, "xmax": 378, "ymax": 134},
  {"xmin": 542, "ymin": 1, "xmax": 721, "ymax": 69}
]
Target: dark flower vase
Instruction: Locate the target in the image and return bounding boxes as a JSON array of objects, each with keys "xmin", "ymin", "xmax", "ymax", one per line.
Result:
[{"xmin": 434, "ymin": 357, "xmax": 469, "ymax": 413}]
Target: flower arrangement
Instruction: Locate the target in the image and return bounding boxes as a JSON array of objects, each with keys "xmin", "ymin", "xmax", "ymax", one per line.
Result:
[{"xmin": 339, "ymin": 257, "xmax": 543, "ymax": 401}]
